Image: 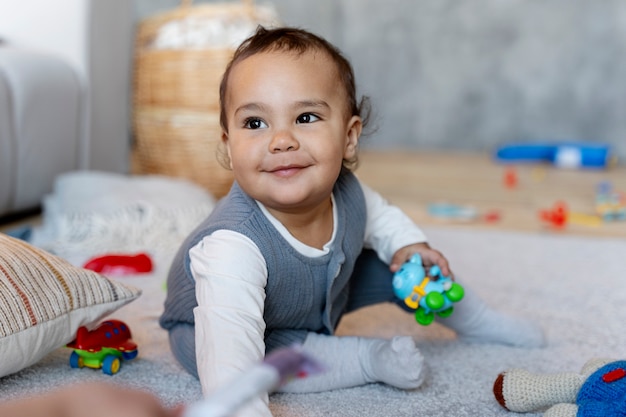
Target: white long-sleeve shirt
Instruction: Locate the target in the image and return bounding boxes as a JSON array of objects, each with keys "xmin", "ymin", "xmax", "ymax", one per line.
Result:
[{"xmin": 190, "ymin": 180, "xmax": 427, "ymax": 416}]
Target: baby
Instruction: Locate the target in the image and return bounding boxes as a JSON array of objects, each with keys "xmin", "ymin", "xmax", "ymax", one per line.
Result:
[{"xmin": 160, "ymin": 26, "xmax": 545, "ymax": 416}]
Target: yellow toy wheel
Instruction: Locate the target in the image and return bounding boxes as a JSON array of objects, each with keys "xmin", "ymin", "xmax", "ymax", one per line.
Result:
[{"xmin": 102, "ymin": 355, "xmax": 121, "ymax": 375}]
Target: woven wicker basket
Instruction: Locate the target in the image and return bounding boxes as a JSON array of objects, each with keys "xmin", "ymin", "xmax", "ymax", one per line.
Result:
[{"xmin": 132, "ymin": 0, "xmax": 277, "ymax": 198}]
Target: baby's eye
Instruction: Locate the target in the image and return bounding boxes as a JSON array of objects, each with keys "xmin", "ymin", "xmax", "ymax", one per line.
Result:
[
  {"xmin": 244, "ymin": 118, "xmax": 267, "ymax": 129},
  {"xmin": 296, "ymin": 113, "xmax": 320, "ymax": 124}
]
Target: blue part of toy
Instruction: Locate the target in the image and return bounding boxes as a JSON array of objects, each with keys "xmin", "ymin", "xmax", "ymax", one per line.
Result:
[
  {"xmin": 494, "ymin": 142, "xmax": 613, "ymax": 168},
  {"xmin": 122, "ymin": 349, "xmax": 138, "ymax": 361},
  {"xmin": 597, "ymin": 181, "xmax": 613, "ymax": 195},
  {"xmin": 392, "ymin": 254, "xmax": 464, "ymax": 326},
  {"xmin": 576, "ymin": 360, "xmax": 626, "ymax": 416},
  {"xmin": 392, "ymin": 253, "xmax": 426, "ymax": 300},
  {"xmin": 69, "ymin": 351, "xmax": 82, "ymax": 369},
  {"xmin": 429, "ymin": 265, "xmax": 441, "ymax": 277},
  {"xmin": 427, "ymin": 203, "xmax": 478, "ymax": 221}
]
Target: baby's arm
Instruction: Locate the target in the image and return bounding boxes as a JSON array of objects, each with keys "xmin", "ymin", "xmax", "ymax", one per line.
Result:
[
  {"xmin": 190, "ymin": 230, "xmax": 271, "ymax": 417},
  {"xmin": 361, "ymin": 181, "xmax": 451, "ymax": 275}
]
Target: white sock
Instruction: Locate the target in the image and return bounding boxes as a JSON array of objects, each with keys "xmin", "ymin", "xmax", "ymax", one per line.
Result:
[
  {"xmin": 360, "ymin": 335, "xmax": 427, "ymax": 389},
  {"xmin": 278, "ymin": 333, "xmax": 426, "ymax": 393},
  {"xmin": 436, "ymin": 280, "xmax": 546, "ymax": 348}
]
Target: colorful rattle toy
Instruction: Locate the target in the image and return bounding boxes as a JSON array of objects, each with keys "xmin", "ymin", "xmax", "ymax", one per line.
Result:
[
  {"xmin": 392, "ymin": 253, "xmax": 464, "ymax": 325},
  {"xmin": 66, "ymin": 319, "xmax": 138, "ymax": 375},
  {"xmin": 595, "ymin": 181, "xmax": 626, "ymax": 222}
]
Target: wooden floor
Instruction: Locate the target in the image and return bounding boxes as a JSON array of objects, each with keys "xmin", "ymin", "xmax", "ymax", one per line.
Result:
[
  {"xmin": 2, "ymin": 151, "xmax": 626, "ymax": 238},
  {"xmin": 357, "ymin": 150, "xmax": 626, "ymax": 239}
]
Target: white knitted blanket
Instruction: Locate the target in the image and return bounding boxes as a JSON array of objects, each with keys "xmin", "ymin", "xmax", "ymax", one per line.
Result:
[{"xmin": 30, "ymin": 171, "xmax": 216, "ymax": 263}]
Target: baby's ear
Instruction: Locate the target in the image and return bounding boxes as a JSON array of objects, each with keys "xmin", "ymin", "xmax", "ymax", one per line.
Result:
[
  {"xmin": 344, "ymin": 115, "xmax": 361, "ymax": 157},
  {"xmin": 221, "ymin": 132, "xmax": 234, "ymax": 170}
]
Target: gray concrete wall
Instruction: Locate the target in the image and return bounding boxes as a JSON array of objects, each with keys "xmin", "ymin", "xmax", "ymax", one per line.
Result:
[{"xmin": 135, "ymin": 0, "xmax": 626, "ymax": 162}]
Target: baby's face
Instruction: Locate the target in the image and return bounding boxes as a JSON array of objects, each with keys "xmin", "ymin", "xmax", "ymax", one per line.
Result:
[{"xmin": 222, "ymin": 50, "xmax": 361, "ymax": 215}]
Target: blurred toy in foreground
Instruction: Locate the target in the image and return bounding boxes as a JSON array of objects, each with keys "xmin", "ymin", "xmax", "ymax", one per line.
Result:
[
  {"xmin": 183, "ymin": 345, "xmax": 323, "ymax": 417},
  {"xmin": 427, "ymin": 203, "xmax": 501, "ymax": 224},
  {"xmin": 539, "ymin": 182, "xmax": 626, "ymax": 229},
  {"xmin": 427, "ymin": 203, "xmax": 478, "ymax": 221},
  {"xmin": 595, "ymin": 181, "xmax": 626, "ymax": 222},
  {"xmin": 66, "ymin": 319, "xmax": 138, "ymax": 375},
  {"xmin": 493, "ymin": 358, "xmax": 626, "ymax": 416},
  {"xmin": 539, "ymin": 201, "xmax": 604, "ymax": 229},
  {"xmin": 392, "ymin": 253, "xmax": 464, "ymax": 325},
  {"xmin": 494, "ymin": 141, "xmax": 616, "ymax": 169}
]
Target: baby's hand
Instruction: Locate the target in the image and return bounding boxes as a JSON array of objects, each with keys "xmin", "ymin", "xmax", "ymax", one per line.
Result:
[
  {"xmin": 55, "ymin": 382, "xmax": 179, "ymax": 417},
  {"xmin": 390, "ymin": 242, "xmax": 452, "ymax": 278}
]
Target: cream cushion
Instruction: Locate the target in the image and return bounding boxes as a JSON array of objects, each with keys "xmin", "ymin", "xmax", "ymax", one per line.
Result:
[{"xmin": 0, "ymin": 233, "xmax": 141, "ymax": 377}]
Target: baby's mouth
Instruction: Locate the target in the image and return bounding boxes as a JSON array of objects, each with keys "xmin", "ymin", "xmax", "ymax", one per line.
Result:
[{"xmin": 269, "ymin": 165, "xmax": 305, "ymax": 178}]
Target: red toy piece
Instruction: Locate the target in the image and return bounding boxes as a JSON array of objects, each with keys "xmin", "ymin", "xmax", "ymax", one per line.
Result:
[
  {"xmin": 483, "ymin": 210, "xmax": 501, "ymax": 223},
  {"xmin": 66, "ymin": 320, "xmax": 138, "ymax": 375},
  {"xmin": 539, "ymin": 201, "xmax": 568, "ymax": 228},
  {"xmin": 504, "ymin": 167, "xmax": 518, "ymax": 189},
  {"xmin": 83, "ymin": 253, "xmax": 153, "ymax": 275}
]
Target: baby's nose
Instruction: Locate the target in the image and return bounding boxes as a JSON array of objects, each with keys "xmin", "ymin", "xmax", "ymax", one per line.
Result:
[{"xmin": 270, "ymin": 131, "xmax": 299, "ymax": 152}]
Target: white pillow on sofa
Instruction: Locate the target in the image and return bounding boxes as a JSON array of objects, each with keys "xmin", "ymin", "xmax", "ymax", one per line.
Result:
[{"xmin": 0, "ymin": 233, "xmax": 141, "ymax": 377}]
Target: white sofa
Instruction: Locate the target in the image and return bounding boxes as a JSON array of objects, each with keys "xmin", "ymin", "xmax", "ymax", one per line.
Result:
[{"xmin": 0, "ymin": 0, "xmax": 134, "ymax": 218}]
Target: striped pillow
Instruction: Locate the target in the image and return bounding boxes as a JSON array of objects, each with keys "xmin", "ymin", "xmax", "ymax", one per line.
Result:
[{"xmin": 0, "ymin": 233, "xmax": 141, "ymax": 377}]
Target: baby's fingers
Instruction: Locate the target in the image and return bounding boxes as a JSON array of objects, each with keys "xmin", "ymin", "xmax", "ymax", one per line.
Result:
[
  {"xmin": 390, "ymin": 247, "xmax": 416, "ymax": 272},
  {"xmin": 422, "ymin": 250, "xmax": 452, "ymax": 278}
]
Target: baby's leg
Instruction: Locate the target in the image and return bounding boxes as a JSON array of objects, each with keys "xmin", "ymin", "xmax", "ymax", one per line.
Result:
[
  {"xmin": 168, "ymin": 323, "xmax": 199, "ymax": 378},
  {"xmin": 437, "ymin": 279, "xmax": 545, "ymax": 348},
  {"xmin": 348, "ymin": 250, "xmax": 545, "ymax": 348},
  {"xmin": 278, "ymin": 333, "xmax": 426, "ymax": 393},
  {"xmin": 345, "ymin": 249, "xmax": 398, "ymax": 312}
]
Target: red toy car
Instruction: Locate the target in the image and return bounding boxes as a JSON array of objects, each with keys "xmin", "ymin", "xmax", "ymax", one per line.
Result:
[{"xmin": 66, "ymin": 320, "xmax": 138, "ymax": 375}]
